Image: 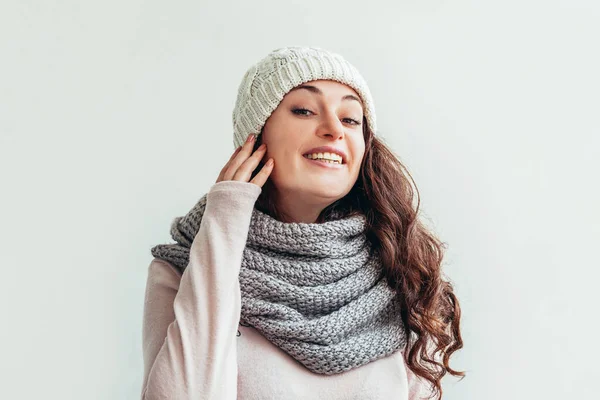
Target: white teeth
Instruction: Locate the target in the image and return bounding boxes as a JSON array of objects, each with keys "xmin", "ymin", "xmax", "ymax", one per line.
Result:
[{"xmin": 304, "ymin": 152, "xmax": 343, "ymax": 164}]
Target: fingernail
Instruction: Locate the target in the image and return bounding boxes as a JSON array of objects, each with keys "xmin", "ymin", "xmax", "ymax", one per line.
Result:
[
  {"xmin": 246, "ymin": 134, "xmax": 255, "ymax": 143},
  {"xmin": 267, "ymin": 159, "xmax": 274, "ymax": 167}
]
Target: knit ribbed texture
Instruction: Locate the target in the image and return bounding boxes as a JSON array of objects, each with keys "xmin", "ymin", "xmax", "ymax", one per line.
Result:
[
  {"xmin": 232, "ymin": 46, "xmax": 378, "ymax": 149},
  {"xmin": 150, "ymin": 192, "xmax": 407, "ymax": 375}
]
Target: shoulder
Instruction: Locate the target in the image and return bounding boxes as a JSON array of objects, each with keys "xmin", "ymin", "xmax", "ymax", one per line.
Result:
[{"xmin": 145, "ymin": 258, "xmax": 183, "ymax": 291}]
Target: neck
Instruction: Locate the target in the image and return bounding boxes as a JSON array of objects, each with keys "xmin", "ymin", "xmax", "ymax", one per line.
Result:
[{"xmin": 274, "ymin": 190, "xmax": 334, "ymax": 223}]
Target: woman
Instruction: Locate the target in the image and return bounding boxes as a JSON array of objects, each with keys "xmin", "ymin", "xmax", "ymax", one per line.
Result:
[{"xmin": 141, "ymin": 46, "xmax": 464, "ymax": 399}]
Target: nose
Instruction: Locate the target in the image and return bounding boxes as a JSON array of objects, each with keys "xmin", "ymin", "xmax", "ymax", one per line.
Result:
[{"xmin": 317, "ymin": 110, "xmax": 345, "ymax": 141}]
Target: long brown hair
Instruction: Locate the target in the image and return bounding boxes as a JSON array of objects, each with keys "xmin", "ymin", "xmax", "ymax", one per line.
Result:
[{"xmin": 250, "ymin": 119, "xmax": 465, "ymax": 399}]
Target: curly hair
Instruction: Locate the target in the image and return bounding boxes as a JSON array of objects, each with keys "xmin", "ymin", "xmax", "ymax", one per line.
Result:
[{"xmin": 250, "ymin": 119, "xmax": 465, "ymax": 399}]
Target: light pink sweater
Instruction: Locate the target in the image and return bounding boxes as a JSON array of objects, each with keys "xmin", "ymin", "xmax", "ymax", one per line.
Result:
[{"xmin": 141, "ymin": 180, "xmax": 432, "ymax": 399}]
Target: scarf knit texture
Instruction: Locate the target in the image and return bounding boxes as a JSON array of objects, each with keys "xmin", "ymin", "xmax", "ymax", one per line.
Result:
[{"xmin": 150, "ymin": 192, "xmax": 407, "ymax": 375}]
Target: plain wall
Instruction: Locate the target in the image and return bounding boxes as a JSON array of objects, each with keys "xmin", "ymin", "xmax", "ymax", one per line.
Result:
[{"xmin": 1, "ymin": 0, "xmax": 598, "ymax": 398}]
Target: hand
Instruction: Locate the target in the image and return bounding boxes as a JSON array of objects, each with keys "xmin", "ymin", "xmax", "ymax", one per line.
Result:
[{"xmin": 216, "ymin": 134, "xmax": 274, "ymax": 188}]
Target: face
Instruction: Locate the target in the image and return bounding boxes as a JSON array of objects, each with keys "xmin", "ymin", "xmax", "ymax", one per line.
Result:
[{"xmin": 260, "ymin": 79, "xmax": 366, "ymax": 206}]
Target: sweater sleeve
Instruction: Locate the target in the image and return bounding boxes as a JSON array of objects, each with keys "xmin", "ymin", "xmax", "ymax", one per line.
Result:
[{"xmin": 140, "ymin": 180, "xmax": 262, "ymax": 400}]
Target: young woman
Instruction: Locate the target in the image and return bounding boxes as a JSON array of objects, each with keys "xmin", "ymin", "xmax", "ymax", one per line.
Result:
[{"xmin": 141, "ymin": 46, "xmax": 464, "ymax": 400}]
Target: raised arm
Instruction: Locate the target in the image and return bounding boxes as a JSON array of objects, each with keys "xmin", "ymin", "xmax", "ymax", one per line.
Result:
[{"xmin": 141, "ymin": 180, "xmax": 261, "ymax": 399}]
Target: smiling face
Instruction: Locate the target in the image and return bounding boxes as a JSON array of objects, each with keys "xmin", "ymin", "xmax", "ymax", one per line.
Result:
[{"xmin": 260, "ymin": 79, "xmax": 366, "ymax": 208}]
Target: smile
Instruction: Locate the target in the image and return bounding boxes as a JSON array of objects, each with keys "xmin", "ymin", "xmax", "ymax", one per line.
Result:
[{"xmin": 303, "ymin": 156, "xmax": 345, "ymax": 169}]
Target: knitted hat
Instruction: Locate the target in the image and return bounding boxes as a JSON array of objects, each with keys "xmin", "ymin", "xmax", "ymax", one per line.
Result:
[{"xmin": 232, "ymin": 46, "xmax": 377, "ymax": 149}]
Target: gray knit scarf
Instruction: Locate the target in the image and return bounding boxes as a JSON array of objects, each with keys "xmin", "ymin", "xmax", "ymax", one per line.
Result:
[{"xmin": 150, "ymin": 192, "xmax": 407, "ymax": 375}]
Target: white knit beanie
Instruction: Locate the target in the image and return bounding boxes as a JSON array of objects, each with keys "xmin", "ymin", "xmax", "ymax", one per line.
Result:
[{"xmin": 232, "ymin": 46, "xmax": 377, "ymax": 149}]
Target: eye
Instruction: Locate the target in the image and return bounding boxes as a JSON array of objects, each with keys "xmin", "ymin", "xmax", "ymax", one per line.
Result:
[
  {"xmin": 292, "ymin": 108, "xmax": 362, "ymax": 126},
  {"xmin": 291, "ymin": 108, "xmax": 313, "ymax": 116},
  {"xmin": 343, "ymin": 118, "xmax": 362, "ymax": 126}
]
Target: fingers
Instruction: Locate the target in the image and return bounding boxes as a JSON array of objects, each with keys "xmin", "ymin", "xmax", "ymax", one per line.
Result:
[
  {"xmin": 220, "ymin": 134, "xmax": 257, "ymax": 181},
  {"xmin": 217, "ymin": 133, "xmax": 255, "ymax": 182},
  {"xmin": 231, "ymin": 143, "xmax": 267, "ymax": 182},
  {"xmin": 229, "ymin": 146, "xmax": 243, "ymax": 161},
  {"xmin": 216, "ymin": 133, "xmax": 274, "ymax": 187},
  {"xmin": 250, "ymin": 158, "xmax": 274, "ymax": 188},
  {"xmin": 216, "ymin": 146, "xmax": 242, "ymax": 182}
]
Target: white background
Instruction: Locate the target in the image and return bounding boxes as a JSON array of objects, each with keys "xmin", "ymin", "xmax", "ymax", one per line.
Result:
[{"xmin": 1, "ymin": 1, "xmax": 598, "ymax": 399}]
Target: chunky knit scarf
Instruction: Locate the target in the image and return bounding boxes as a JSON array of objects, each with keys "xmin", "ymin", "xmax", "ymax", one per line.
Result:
[{"xmin": 150, "ymin": 193, "xmax": 407, "ymax": 375}]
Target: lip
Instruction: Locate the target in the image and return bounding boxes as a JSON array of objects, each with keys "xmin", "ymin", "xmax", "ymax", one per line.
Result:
[{"xmin": 302, "ymin": 146, "xmax": 348, "ymax": 164}]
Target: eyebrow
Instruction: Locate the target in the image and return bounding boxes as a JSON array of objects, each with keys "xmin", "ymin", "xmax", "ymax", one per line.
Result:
[{"xmin": 289, "ymin": 84, "xmax": 363, "ymax": 107}]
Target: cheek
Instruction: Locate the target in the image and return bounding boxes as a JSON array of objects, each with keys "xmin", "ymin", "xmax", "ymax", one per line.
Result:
[
  {"xmin": 352, "ymin": 141, "xmax": 366, "ymax": 165},
  {"xmin": 264, "ymin": 143, "xmax": 284, "ymax": 163},
  {"xmin": 264, "ymin": 136, "xmax": 299, "ymax": 161}
]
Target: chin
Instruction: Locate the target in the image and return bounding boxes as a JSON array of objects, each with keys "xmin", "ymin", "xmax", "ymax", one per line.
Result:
[{"xmin": 305, "ymin": 185, "xmax": 351, "ymax": 202}]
